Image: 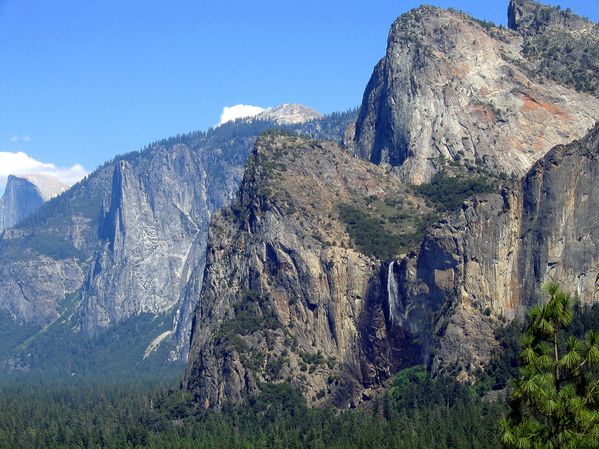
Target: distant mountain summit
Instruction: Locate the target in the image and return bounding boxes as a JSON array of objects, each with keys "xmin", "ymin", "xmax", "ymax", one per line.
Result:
[
  {"xmin": 0, "ymin": 174, "xmax": 67, "ymax": 232},
  {"xmin": 255, "ymin": 104, "xmax": 322, "ymax": 125},
  {"xmin": 19, "ymin": 174, "xmax": 68, "ymax": 201}
]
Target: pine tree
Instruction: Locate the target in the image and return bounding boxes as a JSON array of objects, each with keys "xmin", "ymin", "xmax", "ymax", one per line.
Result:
[{"xmin": 500, "ymin": 281, "xmax": 599, "ymax": 448}]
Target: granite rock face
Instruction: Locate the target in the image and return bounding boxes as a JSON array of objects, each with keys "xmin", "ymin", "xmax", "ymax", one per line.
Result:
[
  {"xmin": 392, "ymin": 124, "xmax": 599, "ymax": 382},
  {"xmin": 79, "ymin": 147, "xmax": 210, "ymax": 335},
  {"xmin": 508, "ymin": 0, "xmax": 599, "ymax": 96},
  {"xmin": 255, "ymin": 104, "xmax": 323, "ymax": 125},
  {"xmin": 354, "ymin": 5, "xmax": 599, "ymax": 184},
  {"xmin": 0, "ymin": 126, "xmax": 257, "ymax": 363},
  {"xmin": 79, "ymin": 134, "xmax": 257, "ymax": 360},
  {"xmin": 185, "ymin": 2, "xmax": 599, "ymax": 406},
  {"xmin": 0, "ymin": 168, "xmax": 110, "ymax": 326},
  {"xmin": 20, "ymin": 174, "xmax": 69, "ymax": 201},
  {"xmin": 184, "ymin": 123, "xmax": 599, "ymax": 409},
  {"xmin": 184, "ymin": 133, "xmax": 431, "ymax": 408},
  {"xmin": 0, "ymin": 174, "xmax": 67, "ymax": 233},
  {"xmin": 508, "ymin": 0, "xmax": 598, "ymax": 36},
  {"xmin": 0, "ymin": 112, "xmax": 357, "ymax": 367}
]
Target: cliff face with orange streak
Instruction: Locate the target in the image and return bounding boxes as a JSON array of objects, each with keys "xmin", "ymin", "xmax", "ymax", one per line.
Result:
[{"xmin": 353, "ymin": 5, "xmax": 599, "ymax": 184}]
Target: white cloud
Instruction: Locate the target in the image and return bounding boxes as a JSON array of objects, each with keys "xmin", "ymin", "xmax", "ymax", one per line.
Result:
[
  {"xmin": 0, "ymin": 151, "xmax": 88, "ymax": 191},
  {"xmin": 217, "ymin": 104, "xmax": 266, "ymax": 126}
]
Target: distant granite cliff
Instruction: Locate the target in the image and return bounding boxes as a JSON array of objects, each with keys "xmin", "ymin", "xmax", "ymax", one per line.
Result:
[
  {"xmin": 254, "ymin": 104, "xmax": 323, "ymax": 125},
  {"xmin": 0, "ymin": 108, "xmax": 357, "ymax": 371},
  {"xmin": 0, "ymin": 174, "xmax": 66, "ymax": 233}
]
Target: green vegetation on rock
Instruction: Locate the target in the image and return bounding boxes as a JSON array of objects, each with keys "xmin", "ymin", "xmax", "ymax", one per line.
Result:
[
  {"xmin": 415, "ymin": 170, "xmax": 497, "ymax": 211},
  {"xmin": 337, "ymin": 169, "xmax": 498, "ymax": 260},
  {"xmin": 522, "ymin": 31, "xmax": 599, "ymax": 96},
  {"xmin": 338, "ymin": 203, "xmax": 417, "ymax": 259},
  {"xmin": 0, "ymin": 312, "xmax": 181, "ymax": 383}
]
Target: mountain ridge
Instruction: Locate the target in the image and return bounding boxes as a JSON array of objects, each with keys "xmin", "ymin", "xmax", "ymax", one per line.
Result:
[
  {"xmin": 184, "ymin": 0, "xmax": 599, "ymax": 407},
  {"xmin": 0, "ymin": 111, "xmax": 358, "ymax": 374}
]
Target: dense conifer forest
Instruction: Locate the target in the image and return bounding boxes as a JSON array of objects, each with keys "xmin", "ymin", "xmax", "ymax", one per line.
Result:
[
  {"xmin": 0, "ymin": 371, "xmax": 504, "ymax": 449},
  {"xmin": 0, "ymin": 303, "xmax": 595, "ymax": 448}
]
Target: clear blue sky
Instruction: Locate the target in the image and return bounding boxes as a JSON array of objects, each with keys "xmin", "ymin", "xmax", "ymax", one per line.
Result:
[{"xmin": 0, "ymin": 0, "xmax": 597, "ymax": 176}]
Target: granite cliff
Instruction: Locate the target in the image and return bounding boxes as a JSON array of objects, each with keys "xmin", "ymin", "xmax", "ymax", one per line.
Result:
[
  {"xmin": 0, "ymin": 174, "xmax": 66, "ymax": 233},
  {"xmin": 508, "ymin": 0, "xmax": 599, "ymax": 96},
  {"xmin": 185, "ymin": 0, "xmax": 599, "ymax": 407},
  {"xmin": 185, "ymin": 123, "xmax": 599, "ymax": 409},
  {"xmin": 0, "ymin": 109, "xmax": 356, "ymax": 373},
  {"xmin": 0, "ymin": 121, "xmax": 275, "ymax": 367},
  {"xmin": 353, "ymin": 3, "xmax": 599, "ymax": 184},
  {"xmin": 2, "ymin": 0, "xmax": 597, "ymax": 408},
  {"xmin": 185, "ymin": 132, "xmax": 435, "ymax": 408},
  {"xmin": 254, "ymin": 104, "xmax": 323, "ymax": 125},
  {"xmin": 390, "ymin": 124, "xmax": 599, "ymax": 382}
]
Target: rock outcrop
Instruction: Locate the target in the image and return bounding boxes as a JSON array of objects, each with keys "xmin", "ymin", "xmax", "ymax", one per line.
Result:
[
  {"xmin": 508, "ymin": 0, "xmax": 598, "ymax": 36},
  {"xmin": 0, "ymin": 124, "xmax": 262, "ymax": 365},
  {"xmin": 185, "ymin": 1, "xmax": 599, "ymax": 406},
  {"xmin": 185, "ymin": 121, "xmax": 599, "ymax": 410},
  {"xmin": 255, "ymin": 104, "xmax": 323, "ymax": 125},
  {"xmin": 353, "ymin": 5, "xmax": 599, "ymax": 184},
  {"xmin": 508, "ymin": 0, "xmax": 599, "ymax": 96},
  {"xmin": 184, "ymin": 133, "xmax": 435, "ymax": 408},
  {"xmin": 0, "ymin": 174, "xmax": 67, "ymax": 232},
  {"xmin": 391, "ymin": 124, "xmax": 599, "ymax": 382},
  {"xmin": 0, "ymin": 168, "xmax": 112, "ymax": 325},
  {"xmin": 79, "ymin": 146, "xmax": 211, "ymax": 335}
]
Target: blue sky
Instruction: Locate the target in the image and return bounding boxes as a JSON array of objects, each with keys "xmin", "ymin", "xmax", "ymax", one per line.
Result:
[{"xmin": 0, "ymin": 0, "xmax": 597, "ymax": 184}]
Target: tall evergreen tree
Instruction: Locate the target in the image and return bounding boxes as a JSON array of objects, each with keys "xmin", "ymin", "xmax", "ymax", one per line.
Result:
[{"xmin": 501, "ymin": 282, "xmax": 599, "ymax": 449}]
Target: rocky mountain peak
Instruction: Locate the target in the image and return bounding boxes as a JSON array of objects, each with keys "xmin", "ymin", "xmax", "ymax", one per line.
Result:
[
  {"xmin": 21, "ymin": 174, "xmax": 68, "ymax": 201},
  {"xmin": 353, "ymin": 2, "xmax": 599, "ymax": 184},
  {"xmin": 507, "ymin": 0, "xmax": 599, "ymax": 96},
  {"xmin": 508, "ymin": 0, "xmax": 599, "ymax": 36},
  {"xmin": 0, "ymin": 174, "xmax": 66, "ymax": 232},
  {"xmin": 255, "ymin": 104, "xmax": 322, "ymax": 125}
]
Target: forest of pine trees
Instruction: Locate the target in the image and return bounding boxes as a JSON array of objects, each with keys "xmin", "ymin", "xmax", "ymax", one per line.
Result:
[{"xmin": 0, "ymin": 295, "xmax": 596, "ymax": 448}]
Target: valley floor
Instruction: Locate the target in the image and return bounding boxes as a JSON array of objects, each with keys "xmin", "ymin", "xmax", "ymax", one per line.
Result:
[{"xmin": 0, "ymin": 369, "xmax": 503, "ymax": 449}]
